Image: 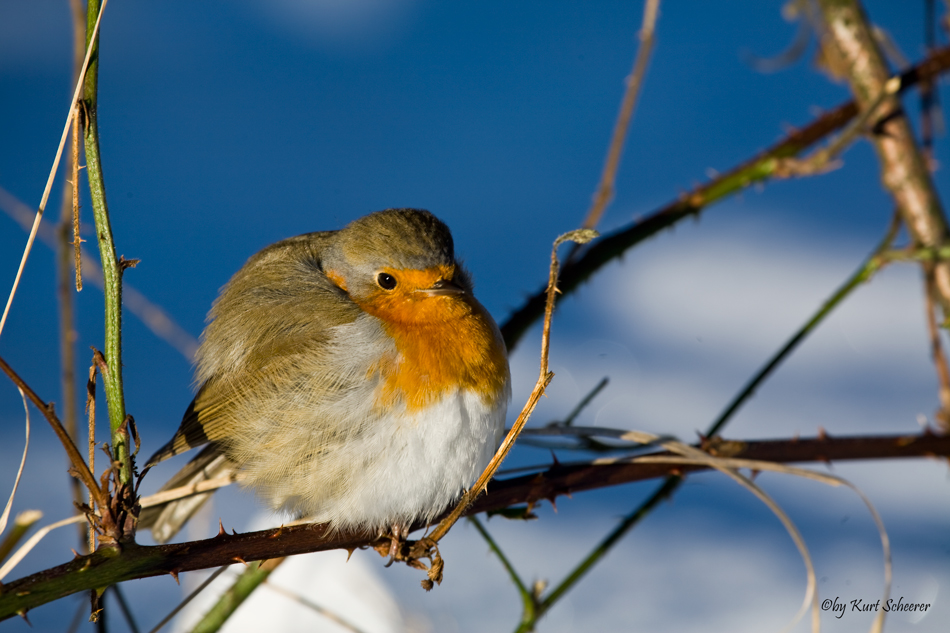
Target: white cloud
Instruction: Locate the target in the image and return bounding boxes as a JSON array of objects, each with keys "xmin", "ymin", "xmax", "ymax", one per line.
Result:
[
  {"xmin": 245, "ymin": 0, "xmax": 419, "ymax": 50},
  {"xmin": 603, "ymin": 224, "xmax": 930, "ymax": 374}
]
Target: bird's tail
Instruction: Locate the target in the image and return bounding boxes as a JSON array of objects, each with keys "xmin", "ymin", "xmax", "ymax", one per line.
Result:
[{"xmin": 139, "ymin": 445, "xmax": 238, "ymax": 543}]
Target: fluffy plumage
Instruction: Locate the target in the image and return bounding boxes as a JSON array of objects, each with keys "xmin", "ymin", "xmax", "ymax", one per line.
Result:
[{"xmin": 141, "ymin": 209, "xmax": 510, "ymax": 543}]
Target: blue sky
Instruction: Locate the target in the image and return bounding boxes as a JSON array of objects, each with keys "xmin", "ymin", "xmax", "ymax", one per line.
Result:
[{"xmin": 1, "ymin": 1, "xmax": 949, "ymax": 632}]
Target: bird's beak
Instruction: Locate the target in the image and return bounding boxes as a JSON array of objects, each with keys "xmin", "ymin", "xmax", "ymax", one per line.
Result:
[{"xmin": 420, "ymin": 278, "xmax": 465, "ymax": 296}]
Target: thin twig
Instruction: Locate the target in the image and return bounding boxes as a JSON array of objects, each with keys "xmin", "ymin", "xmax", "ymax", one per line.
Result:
[
  {"xmin": 500, "ymin": 43, "xmax": 950, "ymax": 353},
  {"xmin": 0, "ymin": 390, "xmax": 32, "ymax": 538},
  {"xmin": 425, "ymin": 229, "xmax": 597, "ymax": 547},
  {"xmin": 0, "ymin": 0, "xmax": 108, "ymax": 341},
  {"xmin": 817, "ymin": 0, "xmax": 950, "ymax": 317},
  {"xmin": 530, "ymin": 215, "xmax": 902, "ymax": 618},
  {"xmin": 0, "ymin": 186, "xmax": 200, "ymax": 360},
  {"xmin": 924, "ymin": 265, "xmax": 950, "ymax": 431},
  {"xmin": 110, "ymin": 585, "xmax": 140, "ymax": 633},
  {"xmin": 468, "ymin": 516, "xmax": 536, "ymax": 628},
  {"xmin": 0, "ymin": 354, "xmax": 104, "ymax": 509},
  {"xmin": 82, "ymin": 0, "xmax": 132, "ymax": 487},
  {"xmin": 146, "ymin": 566, "xmax": 228, "ymax": 633},
  {"xmin": 577, "ymin": 0, "xmax": 661, "ymax": 234},
  {"xmin": 71, "ymin": 106, "xmax": 84, "ymax": 292},
  {"xmin": 262, "ymin": 578, "xmax": 367, "ymax": 633},
  {"xmin": 60, "ymin": 0, "xmax": 87, "ymax": 548},
  {"xmin": 0, "ymin": 511, "xmax": 43, "ymax": 566},
  {"xmin": 60, "ymin": 122, "xmax": 85, "ymax": 547},
  {"xmin": 87, "ymin": 354, "xmax": 100, "ymax": 552}
]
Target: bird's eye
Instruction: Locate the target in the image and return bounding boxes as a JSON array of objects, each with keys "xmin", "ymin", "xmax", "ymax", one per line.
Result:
[{"xmin": 377, "ymin": 272, "xmax": 397, "ymax": 290}]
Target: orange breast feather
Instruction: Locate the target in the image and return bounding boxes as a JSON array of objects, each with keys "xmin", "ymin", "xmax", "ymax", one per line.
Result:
[{"xmin": 354, "ymin": 267, "xmax": 508, "ymax": 412}]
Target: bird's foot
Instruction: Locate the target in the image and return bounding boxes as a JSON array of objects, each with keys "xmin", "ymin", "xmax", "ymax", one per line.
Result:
[{"xmin": 372, "ymin": 527, "xmax": 443, "ymax": 589}]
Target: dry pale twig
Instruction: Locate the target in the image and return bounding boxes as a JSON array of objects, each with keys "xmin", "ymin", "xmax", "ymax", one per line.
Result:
[
  {"xmin": 425, "ymin": 229, "xmax": 598, "ymax": 547},
  {"xmin": 615, "ymin": 429, "xmax": 891, "ymax": 633},
  {"xmin": 0, "ymin": 511, "xmax": 43, "ymax": 568},
  {"xmin": 0, "ymin": 390, "xmax": 31, "ymax": 538},
  {"xmin": 0, "ymin": 0, "xmax": 109, "ymax": 341},
  {"xmin": 578, "ymin": 0, "xmax": 661, "ymax": 233},
  {"xmin": 70, "ymin": 104, "xmax": 83, "ymax": 291},
  {"xmin": 0, "ymin": 355, "xmax": 104, "ymax": 510},
  {"xmin": 0, "ymin": 515, "xmax": 85, "ymax": 582}
]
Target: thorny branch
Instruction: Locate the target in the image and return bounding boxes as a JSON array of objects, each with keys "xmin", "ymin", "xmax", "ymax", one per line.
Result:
[
  {"xmin": 500, "ymin": 43, "xmax": 950, "ymax": 352},
  {"xmin": 1, "ymin": 431, "xmax": 946, "ymax": 619}
]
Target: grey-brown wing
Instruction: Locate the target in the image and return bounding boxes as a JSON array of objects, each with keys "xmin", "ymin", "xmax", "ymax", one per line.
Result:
[{"xmin": 146, "ymin": 230, "xmax": 359, "ymax": 468}]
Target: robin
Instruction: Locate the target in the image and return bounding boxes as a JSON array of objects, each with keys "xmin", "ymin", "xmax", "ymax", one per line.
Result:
[{"xmin": 140, "ymin": 208, "xmax": 511, "ymax": 546}]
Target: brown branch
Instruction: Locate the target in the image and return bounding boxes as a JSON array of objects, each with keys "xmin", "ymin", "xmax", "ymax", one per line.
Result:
[
  {"xmin": 579, "ymin": 0, "xmax": 660, "ymax": 233},
  {"xmin": 817, "ymin": 0, "xmax": 950, "ymax": 317},
  {"xmin": 924, "ymin": 265, "xmax": 950, "ymax": 431},
  {"xmin": 57, "ymin": 0, "xmax": 89, "ymax": 552},
  {"xmin": 2, "ymin": 431, "xmax": 947, "ymax": 619},
  {"xmin": 500, "ymin": 43, "xmax": 950, "ymax": 352},
  {"xmin": 0, "ymin": 355, "xmax": 105, "ymax": 510}
]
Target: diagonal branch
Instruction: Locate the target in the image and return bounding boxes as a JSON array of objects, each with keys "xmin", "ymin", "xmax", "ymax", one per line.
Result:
[
  {"xmin": 817, "ymin": 0, "xmax": 950, "ymax": 315},
  {"xmin": 500, "ymin": 43, "xmax": 950, "ymax": 352},
  {"xmin": 0, "ymin": 355, "xmax": 104, "ymax": 510}
]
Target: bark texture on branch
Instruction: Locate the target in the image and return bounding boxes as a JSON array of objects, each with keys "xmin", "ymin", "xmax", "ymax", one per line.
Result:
[
  {"xmin": 2, "ymin": 431, "xmax": 948, "ymax": 619},
  {"xmin": 817, "ymin": 0, "xmax": 950, "ymax": 315}
]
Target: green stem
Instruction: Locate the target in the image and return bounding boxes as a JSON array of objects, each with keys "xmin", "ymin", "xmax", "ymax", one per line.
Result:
[
  {"xmin": 539, "ymin": 476, "xmax": 679, "ymax": 614},
  {"xmin": 535, "ymin": 216, "xmax": 901, "ymax": 620},
  {"xmin": 707, "ymin": 215, "xmax": 900, "ymax": 438},
  {"xmin": 82, "ymin": 0, "xmax": 130, "ymax": 484},
  {"xmin": 190, "ymin": 561, "xmax": 277, "ymax": 633},
  {"xmin": 499, "ymin": 44, "xmax": 950, "ymax": 353},
  {"xmin": 467, "ymin": 517, "xmax": 536, "ymax": 630}
]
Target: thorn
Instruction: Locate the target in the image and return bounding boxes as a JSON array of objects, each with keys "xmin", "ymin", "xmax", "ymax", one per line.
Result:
[
  {"xmin": 345, "ymin": 547, "xmax": 356, "ymax": 562},
  {"xmin": 17, "ymin": 609, "xmax": 30, "ymax": 625},
  {"xmin": 817, "ymin": 426, "xmax": 828, "ymax": 440},
  {"xmin": 233, "ymin": 556, "xmax": 248, "ymax": 567},
  {"xmin": 71, "ymin": 548, "xmax": 81, "ymax": 559},
  {"xmin": 231, "ymin": 528, "xmax": 238, "ymax": 536},
  {"xmin": 118, "ymin": 256, "xmax": 141, "ymax": 271},
  {"xmin": 549, "ymin": 451, "xmax": 560, "ymax": 467},
  {"xmin": 169, "ymin": 569, "xmax": 180, "ymax": 585},
  {"xmin": 217, "ymin": 519, "xmax": 226, "ymax": 537}
]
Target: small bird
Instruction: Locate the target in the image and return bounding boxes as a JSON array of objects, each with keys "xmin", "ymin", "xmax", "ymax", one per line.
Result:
[{"xmin": 140, "ymin": 209, "xmax": 511, "ymax": 545}]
